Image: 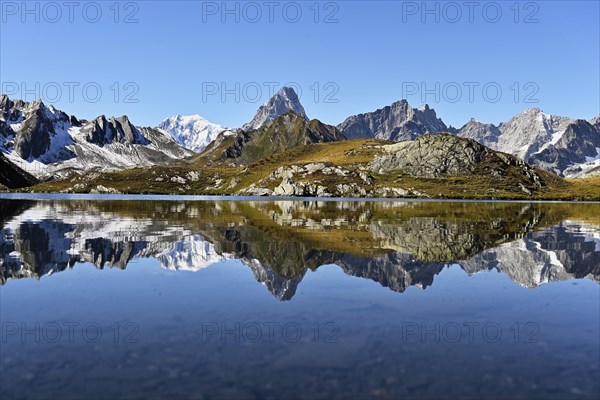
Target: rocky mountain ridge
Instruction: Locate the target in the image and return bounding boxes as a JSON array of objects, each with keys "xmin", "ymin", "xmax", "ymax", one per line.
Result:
[
  {"xmin": 0, "ymin": 95, "xmax": 193, "ymax": 180},
  {"xmin": 337, "ymin": 100, "xmax": 448, "ymax": 141}
]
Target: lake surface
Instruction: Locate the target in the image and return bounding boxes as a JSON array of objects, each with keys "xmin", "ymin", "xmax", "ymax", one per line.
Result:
[{"xmin": 1, "ymin": 196, "xmax": 599, "ymax": 399}]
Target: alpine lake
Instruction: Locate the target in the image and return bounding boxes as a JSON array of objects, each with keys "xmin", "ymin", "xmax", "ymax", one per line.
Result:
[{"xmin": 1, "ymin": 194, "xmax": 598, "ymax": 399}]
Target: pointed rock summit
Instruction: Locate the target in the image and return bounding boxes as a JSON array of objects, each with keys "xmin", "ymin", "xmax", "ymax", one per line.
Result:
[{"xmin": 242, "ymin": 87, "xmax": 308, "ymax": 131}]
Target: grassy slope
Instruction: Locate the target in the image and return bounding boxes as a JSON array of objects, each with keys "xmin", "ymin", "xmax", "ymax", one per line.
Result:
[{"xmin": 29, "ymin": 139, "xmax": 600, "ymax": 201}]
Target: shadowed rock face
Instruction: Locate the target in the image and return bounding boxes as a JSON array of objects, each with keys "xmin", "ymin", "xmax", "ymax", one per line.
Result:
[
  {"xmin": 1, "ymin": 199, "xmax": 598, "ymax": 298},
  {"xmin": 81, "ymin": 115, "xmax": 150, "ymax": 146},
  {"xmin": 0, "ymin": 153, "xmax": 39, "ymax": 189},
  {"xmin": 0, "ymin": 97, "xmax": 72, "ymax": 160}
]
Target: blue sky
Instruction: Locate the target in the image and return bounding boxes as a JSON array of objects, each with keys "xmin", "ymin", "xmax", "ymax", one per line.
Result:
[{"xmin": 1, "ymin": 0, "xmax": 598, "ymax": 128}]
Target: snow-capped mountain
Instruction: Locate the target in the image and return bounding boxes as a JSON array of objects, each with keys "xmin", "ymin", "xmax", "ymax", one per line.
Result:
[
  {"xmin": 241, "ymin": 86, "xmax": 308, "ymax": 131},
  {"xmin": 335, "ymin": 101, "xmax": 599, "ymax": 177},
  {"xmin": 490, "ymin": 108, "xmax": 574, "ymax": 160},
  {"xmin": 336, "ymin": 100, "xmax": 448, "ymax": 141},
  {"xmin": 456, "ymin": 109, "xmax": 600, "ymax": 177},
  {"xmin": 157, "ymin": 114, "xmax": 233, "ymax": 152},
  {"xmin": 0, "ymin": 95, "xmax": 193, "ymax": 179},
  {"xmin": 534, "ymin": 119, "xmax": 600, "ymax": 177}
]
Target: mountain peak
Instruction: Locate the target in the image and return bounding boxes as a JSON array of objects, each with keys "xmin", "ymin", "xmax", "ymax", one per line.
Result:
[
  {"xmin": 158, "ymin": 114, "xmax": 229, "ymax": 153},
  {"xmin": 277, "ymin": 86, "xmax": 299, "ymax": 98},
  {"xmin": 337, "ymin": 99, "xmax": 447, "ymax": 141},
  {"xmin": 241, "ymin": 86, "xmax": 308, "ymax": 132}
]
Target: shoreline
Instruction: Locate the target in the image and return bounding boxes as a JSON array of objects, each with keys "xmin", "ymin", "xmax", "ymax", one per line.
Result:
[{"xmin": 2, "ymin": 192, "xmax": 599, "ymax": 204}]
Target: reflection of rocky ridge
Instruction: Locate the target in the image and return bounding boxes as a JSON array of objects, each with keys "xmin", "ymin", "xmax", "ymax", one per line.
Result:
[
  {"xmin": 335, "ymin": 253, "xmax": 446, "ymax": 292},
  {"xmin": 461, "ymin": 225, "xmax": 600, "ymax": 286},
  {"xmin": 0, "ymin": 200, "xmax": 598, "ymax": 300}
]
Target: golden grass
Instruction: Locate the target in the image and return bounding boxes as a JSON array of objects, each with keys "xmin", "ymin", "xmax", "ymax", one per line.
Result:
[{"xmin": 27, "ymin": 139, "xmax": 600, "ymax": 201}]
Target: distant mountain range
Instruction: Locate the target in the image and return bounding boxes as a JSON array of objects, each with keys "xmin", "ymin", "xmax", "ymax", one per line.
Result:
[
  {"xmin": 150, "ymin": 88, "xmax": 600, "ymax": 178},
  {"xmin": 457, "ymin": 109, "xmax": 600, "ymax": 178},
  {"xmin": 0, "ymin": 95, "xmax": 192, "ymax": 180},
  {"xmin": 1, "ymin": 87, "xmax": 599, "ymax": 187}
]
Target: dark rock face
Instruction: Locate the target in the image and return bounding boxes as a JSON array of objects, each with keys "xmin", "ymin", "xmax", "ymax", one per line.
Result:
[
  {"xmin": 0, "ymin": 153, "xmax": 39, "ymax": 189},
  {"xmin": 530, "ymin": 120, "xmax": 600, "ymax": 176},
  {"xmin": 369, "ymin": 133, "xmax": 544, "ymax": 188},
  {"xmin": 6, "ymin": 100, "xmax": 70, "ymax": 160},
  {"xmin": 337, "ymin": 101, "xmax": 447, "ymax": 141},
  {"xmin": 0, "ymin": 96, "xmax": 73, "ymax": 160},
  {"xmin": 336, "ymin": 253, "xmax": 446, "ymax": 293},
  {"xmin": 14, "ymin": 107, "xmax": 53, "ymax": 159},
  {"xmin": 81, "ymin": 115, "xmax": 150, "ymax": 146}
]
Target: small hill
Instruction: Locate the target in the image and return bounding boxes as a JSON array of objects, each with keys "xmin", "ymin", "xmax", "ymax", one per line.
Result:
[
  {"xmin": 198, "ymin": 111, "xmax": 345, "ymax": 165},
  {"xmin": 369, "ymin": 133, "xmax": 545, "ymax": 193}
]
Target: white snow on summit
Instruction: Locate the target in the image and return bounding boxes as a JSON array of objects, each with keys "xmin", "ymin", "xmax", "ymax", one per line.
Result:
[{"xmin": 157, "ymin": 114, "xmax": 233, "ymax": 152}]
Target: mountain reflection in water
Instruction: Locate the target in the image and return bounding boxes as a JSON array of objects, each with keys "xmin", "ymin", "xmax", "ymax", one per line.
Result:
[{"xmin": 1, "ymin": 199, "xmax": 598, "ymax": 300}]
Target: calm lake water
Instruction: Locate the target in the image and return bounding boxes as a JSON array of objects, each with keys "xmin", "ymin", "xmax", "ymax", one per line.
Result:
[{"xmin": 1, "ymin": 195, "xmax": 599, "ymax": 399}]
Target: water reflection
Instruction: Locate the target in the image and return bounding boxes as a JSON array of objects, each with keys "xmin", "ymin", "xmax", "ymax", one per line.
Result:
[{"xmin": 1, "ymin": 199, "xmax": 598, "ymax": 300}]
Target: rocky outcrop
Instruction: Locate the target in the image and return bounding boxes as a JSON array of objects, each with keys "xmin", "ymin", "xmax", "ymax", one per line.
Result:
[
  {"xmin": 369, "ymin": 133, "xmax": 544, "ymax": 192},
  {"xmin": 337, "ymin": 101, "xmax": 447, "ymax": 141}
]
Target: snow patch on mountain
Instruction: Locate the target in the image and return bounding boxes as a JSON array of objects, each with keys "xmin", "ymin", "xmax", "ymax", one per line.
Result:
[
  {"xmin": 494, "ymin": 108, "xmax": 574, "ymax": 160},
  {"xmin": 158, "ymin": 114, "xmax": 233, "ymax": 152},
  {"xmin": 157, "ymin": 235, "xmax": 226, "ymax": 271},
  {"xmin": 1, "ymin": 96, "xmax": 193, "ymax": 179}
]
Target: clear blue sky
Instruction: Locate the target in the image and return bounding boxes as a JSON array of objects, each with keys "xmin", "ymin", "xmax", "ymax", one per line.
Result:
[{"xmin": 1, "ymin": 0, "xmax": 598, "ymax": 128}]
